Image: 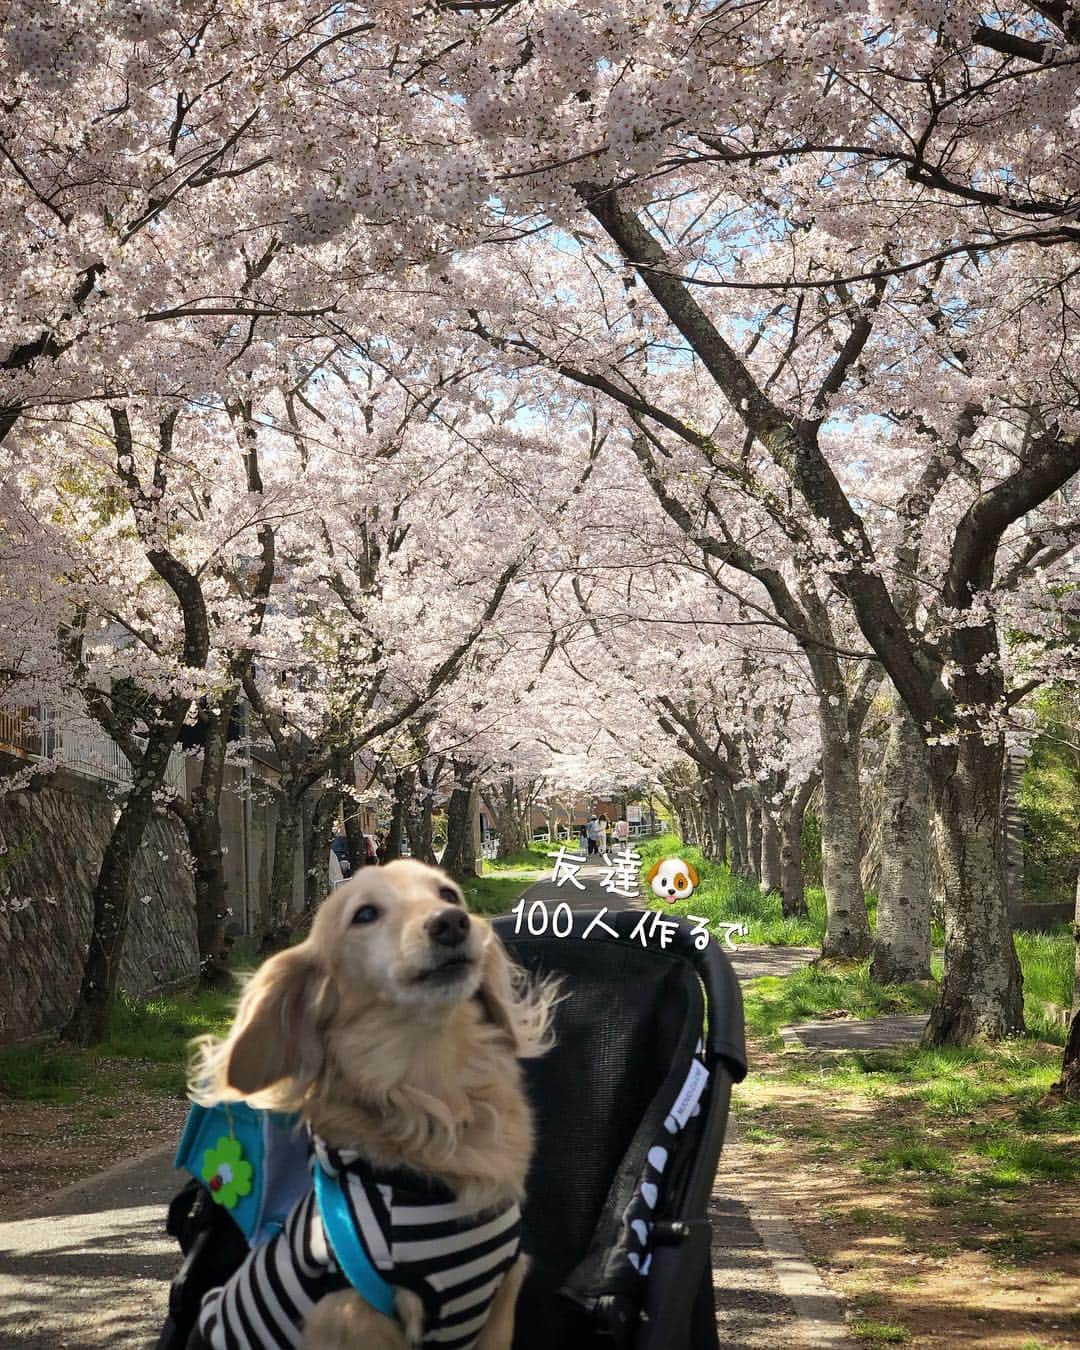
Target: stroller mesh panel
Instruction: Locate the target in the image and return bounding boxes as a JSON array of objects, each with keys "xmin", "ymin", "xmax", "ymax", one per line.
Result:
[{"xmin": 501, "ymin": 933, "xmax": 705, "ymax": 1349}]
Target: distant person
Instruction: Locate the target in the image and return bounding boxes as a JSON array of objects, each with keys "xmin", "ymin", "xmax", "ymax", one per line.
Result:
[
  {"xmin": 578, "ymin": 825, "xmax": 588, "ymax": 855},
  {"xmin": 586, "ymin": 815, "xmax": 598, "ymax": 856},
  {"xmin": 329, "ymin": 846, "xmax": 346, "ymax": 890},
  {"xmin": 330, "ymin": 832, "xmax": 352, "ymax": 878},
  {"xmin": 363, "ymin": 832, "xmax": 379, "ymax": 866},
  {"xmin": 596, "ymin": 814, "xmax": 608, "ymax": 855}
]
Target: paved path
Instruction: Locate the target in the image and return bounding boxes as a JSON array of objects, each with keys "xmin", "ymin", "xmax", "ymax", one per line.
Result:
[
  {"xmin": 0, "ymin": 1144, "xmax": 178, "ymax": 1347},
  {"xmin": 781, "ymin": 1013, "xmax": 929, "ymax": 1052}
]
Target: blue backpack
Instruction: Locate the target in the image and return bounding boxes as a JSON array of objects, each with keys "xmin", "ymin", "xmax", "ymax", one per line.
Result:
[{"xmin": 173, "ymin": 1101, "xmax": 309, "ymax": 1247}]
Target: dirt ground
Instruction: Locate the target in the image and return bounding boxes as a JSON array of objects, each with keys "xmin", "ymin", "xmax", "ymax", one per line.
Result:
[
  {"xmin": 0, "ymin": 1064, "xmax": 188, "ymax": 1221},
  {"xmin": 734, "ymin": 1046, "xmax": 1080, "ymax": 1349}
]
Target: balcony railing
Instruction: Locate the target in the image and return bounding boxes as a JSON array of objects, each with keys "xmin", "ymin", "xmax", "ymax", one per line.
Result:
[{"xmin": 0, "ymin": 705, "xmax": 187, "ymax": 796}]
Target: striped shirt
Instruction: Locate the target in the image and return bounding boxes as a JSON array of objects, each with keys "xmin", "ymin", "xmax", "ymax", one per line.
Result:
[{"xmin": 198, "ymin": 1138, "xmax": 522, "ymax": 1350}]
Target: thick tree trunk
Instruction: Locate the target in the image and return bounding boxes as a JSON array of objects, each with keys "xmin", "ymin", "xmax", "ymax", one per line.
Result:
[
  {"xmin": 780, "ymin": 779, "xmax": 815, "ymax": 919},
  {"xmin": 383, "ymin": 777, "xmax": 407, "ymax": 863},
  {"xmin": 305, "ymin": 784, "xmax": 341, "ymax": 910},
  {"xmin": 489, "ymin": 779, "xmax": 529, "ymax": 859},
  {"xmin": 169, "ymin": 695, "xmax": 239, "ymax": 982},
  {"xmin": 187, "ymin": 805, "xmax": 232, "ymax": 984},
  {"xmin": 699, "ymin": 776, "xmax": 726, "ymax": 863},
  {"xmin": 443, "ymin": 760, "xmax": 481, "ymax": 881},
  {"xmin": 760, "ymin": 808, "xmax": 782, "ymax": 894},
  {"xmin": 740, "ymin": 789, "xmax": 761, "ymax": 884},
  {"xmin": 268, "ymin": 788, "xmax": 302, "ymax": 930},
  {"xmin": 872, "ymin": 698, "xmax": 932, "ymax": 983},
  {"xmin": 405, "ymin": 764, "xmax": 438, "ymax": 865},
  {"xmin": 924, "ymin": 735, "xmax": 1024, "ymax": 1043},
  {"xmin": 721, "ymin": 779, "xmax": 747, "ymax": 876},
  {"xmin": 327, "ymin": 749, "xmax": 368, "ymax": 876},
  {"xmin": 820, "ymin": 711, "xmax": 872, "ymax": 959},
  {"xmin": 62, "ymin": 727, "xmax": 180, "ymax": 1046}
]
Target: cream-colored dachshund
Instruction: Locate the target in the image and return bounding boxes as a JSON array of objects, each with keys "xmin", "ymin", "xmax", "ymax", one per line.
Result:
[{"xmin": 190, "ymin": 860, "xmax": 556, "ymax": 1350}]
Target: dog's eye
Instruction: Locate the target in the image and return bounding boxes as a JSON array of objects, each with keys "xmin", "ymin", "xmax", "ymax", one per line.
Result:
[
  {"xmin": 437, "ymin": 885, "xmax": 463, "ymax": 906},
  {"xmin": 351, "ymin": 904, "xmax": 380, "ymax": 926}
]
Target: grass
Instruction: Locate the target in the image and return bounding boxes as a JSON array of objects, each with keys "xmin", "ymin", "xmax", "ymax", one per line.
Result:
[
  {"xmin": 742, "ymin": 963, "xmax": 939, "ymax": 1042},
  {"xmin": 0, "ymin": 1043, "xmax": 89, "ymax": 1103},
  {"xmin": 851, "ymin": 1321, "xmax": 910, "ymax": 1344},
  {"xmin": 637, "ymin": 831, "xmax": 828, "ymax": 944},
  {"xmin": 0, "ymin": 982, "xmax": 240, "ymax": 1103},
  {"xmin": 648, "ymin": 830, "xmax": 1074, "ymax": 1041},
  {"xmin": 482, "ymin": 844, "xmax": 552, "ymax": 875},
  {"xmin": 462, "ymin": 872, "xmax": 538, "ymax": 914}
]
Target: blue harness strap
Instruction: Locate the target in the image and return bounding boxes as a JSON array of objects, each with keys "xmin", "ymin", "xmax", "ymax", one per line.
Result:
[{"xmin": 313, "ymin": 1164, "xmax": 399, "ymax": 1321}]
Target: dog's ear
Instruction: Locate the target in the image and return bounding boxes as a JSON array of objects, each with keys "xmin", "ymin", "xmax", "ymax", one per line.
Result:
[
  {"xmin": 221, "ymin": 945, "xmax": 335, "ymax": 1098},
  {"xmin": 645, "ymin": 860, "xmax": 662, "ymax": 883},
  {"xmin": 687, "ymin": 863, "xmax": 699, "ymax": 887},
  {"xmin": 477, "ymin": 929, "xmax": 558, "ymax": 1060}
]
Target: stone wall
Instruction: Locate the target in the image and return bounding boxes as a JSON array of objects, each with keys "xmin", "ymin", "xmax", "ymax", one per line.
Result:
[{"xmin": 0, "ymin": 762, "xmax": 198, "ymax": 1043}]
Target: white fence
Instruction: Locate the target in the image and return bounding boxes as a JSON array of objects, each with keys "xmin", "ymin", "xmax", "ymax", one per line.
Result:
[{"xmin": 0, "ymin": 705, "xmax": 186, "ymax": 796}]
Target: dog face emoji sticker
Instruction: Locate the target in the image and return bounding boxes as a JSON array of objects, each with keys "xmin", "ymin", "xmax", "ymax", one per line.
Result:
[{"xmin": 646, "ymin": 857, "xmax": 699, "ymax": 904}]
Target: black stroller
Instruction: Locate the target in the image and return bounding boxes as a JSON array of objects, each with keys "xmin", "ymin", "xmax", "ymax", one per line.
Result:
[{"xmin": 157, "ymin": 907, "xmax": 747, "ymax": 1349}]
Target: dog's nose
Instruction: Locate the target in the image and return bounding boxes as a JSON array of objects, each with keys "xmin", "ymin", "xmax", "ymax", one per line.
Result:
[
  {"xmin": 667, "ymin": 888, "xmax": 676, "ymax": 895},
  {"xmin": 426, "ymin": 907, "xmax": 470, "ymax": 948}
]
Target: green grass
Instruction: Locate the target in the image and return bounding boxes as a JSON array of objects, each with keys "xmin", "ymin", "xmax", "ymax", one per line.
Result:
[
  {"xmin": 0, "ymin": 983, "xmax": 240, "ymax": 1103},
  {"xmin": 461, "ymin": 873, "xmax": 537, "ymax": 915},
  {"xmin": 0, "ymin": 1043, "xmax": 89, "ymax": 1103},
  {"xmin": 638, "ymin": 832, "xmax": 828, "ymax": 944},
  {"xmin": 482, "ymin": 845, "xmax": 552, "ymax": 875},
  {"xmin": 742, "ymin": 963, "xmax": 939, "ymax": 1041},
  {"xmin": 648, "ymin": 830, "xmax": 1073, "ymax": 1041},
  {"xmin": 851, "ymin": 1320, "xmax": 910, "ymax": 1344},
  {"xmin": 104, "ymin": 986, "xmax": 238, "ymax": 1063}
]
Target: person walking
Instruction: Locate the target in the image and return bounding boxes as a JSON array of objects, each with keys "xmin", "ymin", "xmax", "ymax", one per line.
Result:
[
  {"xmin": 586, "ymin": 815, "xmax": 599, "ymax": 856},
  {"xmin": 596, "ymin": 815, "xmax": 608, "ymax": 856}
]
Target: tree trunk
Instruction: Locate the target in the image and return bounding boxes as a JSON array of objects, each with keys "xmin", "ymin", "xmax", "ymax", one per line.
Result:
[
  {"xmin": 780, "ymin": 779, "xmax": 815, "ymax": 919},
  {"xmin": 62, "ymin": 726, "xmax": 180, "ymax": 1046},
  {"xmin": 443, "ymin": 760, "xmax": 481, "ymax": 881},
  {"xmin": 699, "ymin": 776, "xmax": 726, "ymax": 864},
  {"xmin": 741, "ymin": 789, "xmax": 762, "ymax": 884},
  {"xmin": 760, "ymin": 808, "xmax": 782, "ymax": 894},
  {"xmin": 335, "ymin": 751, "xmax": 367, "ymax": 875},
  {"xmin": 489, "ymin": 779, "xmax": 529, "ymax": 859},
  {"xmin": 722, "ymin": 780, "xmax": 747, "ymax": 877},
  {"xmin": 406, "ymin": 763, "xmax": 438, "ymax": 865},
  {"xmin": 872, "ymin": 698, "xmax": 932, "ymax": 983},
  {"xmin": 383, "ymin": 776, "xmax": 407, "ymax": 863},
  {"xmin": 268, "ymin": 788, "xmax": 302, "ymax": 930},
  {"xmin": 924, "ymin": 734, "xmax": 1024, "ymax": 1043},
  {"xmin": 169, "ymin": 694, "xmax": 238, "ymax": 982},
  {"xmin": 305, "ymin": 784, "xmax": 341, "ymax": 910},
  {"xmin": 820, "ymin": 710, "xmax": 872, "ymax": 959}
]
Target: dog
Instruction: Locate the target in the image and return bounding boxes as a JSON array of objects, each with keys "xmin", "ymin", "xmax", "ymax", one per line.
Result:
[
  {"xmin": 646, "ymin": 856, "xmax": 699, "ymax": 904},
  {"xmin": 189, "ymin": 859, "xmax": 557, "ymax": 1350}
]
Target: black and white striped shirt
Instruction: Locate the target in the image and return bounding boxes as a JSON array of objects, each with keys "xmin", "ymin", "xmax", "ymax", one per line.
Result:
[{"xmin": 198, "ymin": 1139, "xmax": 522, "ymax": 1350}]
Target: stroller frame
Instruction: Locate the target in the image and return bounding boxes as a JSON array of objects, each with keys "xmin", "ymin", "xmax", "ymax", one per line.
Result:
[{"xmin": 157, "ymin": 906, "xmax": 746, "ymax": 1350}]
